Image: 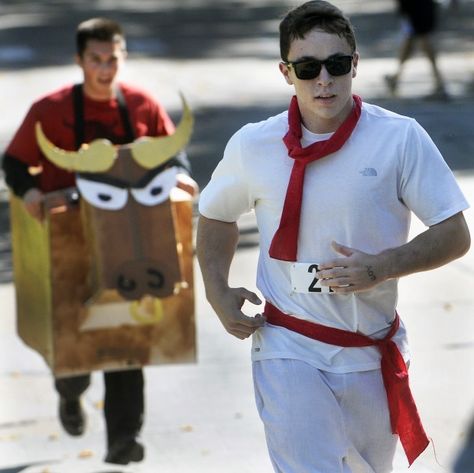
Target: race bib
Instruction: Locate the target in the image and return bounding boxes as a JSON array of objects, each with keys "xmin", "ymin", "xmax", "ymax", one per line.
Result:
[{"xmin": 290, "ymin": 262, "xmax": 334, "ymax": 294}]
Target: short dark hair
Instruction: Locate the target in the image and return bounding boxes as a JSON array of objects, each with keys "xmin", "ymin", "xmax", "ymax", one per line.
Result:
[
  {"xmin": 76, "ymin": 18, "xmax": 126, "ymax": 57},
  {"xmin": 279, "ymin": 1, "xmax": 356, "ymax": 62}
]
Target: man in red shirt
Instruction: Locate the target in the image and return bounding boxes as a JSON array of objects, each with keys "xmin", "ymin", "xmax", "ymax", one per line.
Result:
[{"xmin": 2, "ymin": 17, "xmax": 195, "ymax": 465}]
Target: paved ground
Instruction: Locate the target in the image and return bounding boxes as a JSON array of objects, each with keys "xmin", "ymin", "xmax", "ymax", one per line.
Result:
[{"xmin": 0, "ymin": 1, "xmax": 473, "ymax": 472}]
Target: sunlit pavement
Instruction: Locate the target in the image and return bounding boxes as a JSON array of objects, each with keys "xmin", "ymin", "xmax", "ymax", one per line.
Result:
[{"xmin": 0, "ymin": 1, "xmax": 473, "ymax": 471}]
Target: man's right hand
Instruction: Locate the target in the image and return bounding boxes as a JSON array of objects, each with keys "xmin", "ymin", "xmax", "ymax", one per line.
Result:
[
  {"xmin": 23, "ymin": 188, "xmax": 45, "ymax": 222},
  {"xmin": 208, "ymin": 286, "xmax": 265, "ymax": 340},
  {"xmin": 197, "ymin": 215, "xmax": 266, "ymax": 340}
]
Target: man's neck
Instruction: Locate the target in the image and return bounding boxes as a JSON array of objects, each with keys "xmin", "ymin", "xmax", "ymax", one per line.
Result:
[{"xmin": 82, "ymin": 83, "xmax": 117, "ymax": 102}]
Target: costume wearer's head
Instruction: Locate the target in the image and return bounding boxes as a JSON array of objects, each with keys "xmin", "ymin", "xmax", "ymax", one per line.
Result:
[
  {"xmin": 76, "ymin": 17, "xmax": 126, "ymax": 57},
  {"xmin": 279, "ymin": 0, "xmax": 357, "ymax": 62}
]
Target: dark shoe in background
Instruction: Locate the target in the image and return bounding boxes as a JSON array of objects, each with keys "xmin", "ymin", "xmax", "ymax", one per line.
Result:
[
  {"xmin": 59, "ymin": 397, "xmax": 85, "ymax": 436},
  {"xmin": 104, "ymin": 438, "xmax": 145, "ymax": 465}
]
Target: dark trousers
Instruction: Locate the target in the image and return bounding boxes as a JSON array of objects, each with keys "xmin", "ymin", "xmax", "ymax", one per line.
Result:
[{"xmin": 55, "ymin": 368, "xmax": 144, "ymax": 447}]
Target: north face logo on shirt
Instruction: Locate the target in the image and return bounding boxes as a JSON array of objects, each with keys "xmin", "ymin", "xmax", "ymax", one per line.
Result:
[{"xmin": 359, "ymin": 167, "xmax": 378, "ymax": 176}]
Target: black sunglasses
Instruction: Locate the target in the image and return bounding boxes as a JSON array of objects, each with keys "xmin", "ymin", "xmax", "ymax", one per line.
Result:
[{"xmin": 284, "ymin": 55, "xmax": 354, "ymax": 80}]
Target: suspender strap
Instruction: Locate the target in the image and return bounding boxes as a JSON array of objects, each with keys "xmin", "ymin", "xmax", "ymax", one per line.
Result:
[
  {"xmin": 72, "ymin": 84, "xmax": 85, "ymax": 150},
  {"xmin": 263, "ymin": 301, "xmax": 429, "ymax": 465},
  {"xmin": 72, "ymin": 83, "xmax": 135, "ymax": 148},
  {"xmin": 115, "ymin": 85, "xmax": 135, "ymax": 142}
]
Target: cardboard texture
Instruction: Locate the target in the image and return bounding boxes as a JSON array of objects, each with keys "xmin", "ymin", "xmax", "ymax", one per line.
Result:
[{"xmin": 10, "ymin": 190, "xmax": 196, "ymax": 377}]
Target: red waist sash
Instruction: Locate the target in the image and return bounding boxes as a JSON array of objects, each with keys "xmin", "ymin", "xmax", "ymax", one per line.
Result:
[{"xmin": 263, "ymin": 301, "xmax": 429, "ymax": 466}]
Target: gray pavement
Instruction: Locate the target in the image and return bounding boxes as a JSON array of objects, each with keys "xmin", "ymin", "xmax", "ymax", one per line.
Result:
[{"xmin": 1, "ymin": 0, "xmax": 474, "ymax": 472}]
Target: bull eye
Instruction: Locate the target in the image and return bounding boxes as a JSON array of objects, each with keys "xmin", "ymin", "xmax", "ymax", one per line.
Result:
[
  {"xmin": 76, "ymin": 176, "xmax": 128, "ymax": 211},
  {"xmin": 131, "ymin": 166, "xmax": 178, "ymax": 207}
]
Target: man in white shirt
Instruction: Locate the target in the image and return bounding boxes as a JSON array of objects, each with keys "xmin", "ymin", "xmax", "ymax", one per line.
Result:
[{"xmin": 196, "ymin": 1, "xmax": 470, "ymax": 471}]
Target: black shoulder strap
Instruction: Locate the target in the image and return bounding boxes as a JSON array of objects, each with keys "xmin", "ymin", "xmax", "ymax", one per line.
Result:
[
  {"xmin": 72, "ymin": 83, "xmax": 135, "ymax": 149},
  {"xmin": 116, "ymin": 85, "xmax": 135, "ymax": 142},
  {"xmin": 73, "ymin": 83, "xmax": 85, "ymax": 150}
]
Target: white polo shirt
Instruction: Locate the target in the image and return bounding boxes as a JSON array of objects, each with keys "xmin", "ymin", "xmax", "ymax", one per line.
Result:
[{"xmin": 199, "ymin": 101, "xmax": 469, "ymax": 373}]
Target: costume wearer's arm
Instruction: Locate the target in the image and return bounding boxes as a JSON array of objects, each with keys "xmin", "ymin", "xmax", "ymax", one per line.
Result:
[
  {"xmin": 2, "ymin": 153, "xmax": 37, "ymax": 197},
  {"xmin": 317, "ymin": 211, "xmax": 471, "ymax": 293},
  {"xmin": 2, "ymin": 153, "xmax": 45, "ymax": 221},
  {"xmin": 196, "ymin": 215, "xmax": 265, "ymax": 339}
]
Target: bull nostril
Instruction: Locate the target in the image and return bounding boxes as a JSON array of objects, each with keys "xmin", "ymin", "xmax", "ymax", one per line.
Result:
[
  {"xmin": 117, "ymin": 275, "xmax": 137, "ymax": 292},
  {"xmin": 151, "ymin": 186, "xmax": 163, "ymax": 196},
  {"xmin": 147, "ymin": 268, "xmax": 164, "ymax": 289}
]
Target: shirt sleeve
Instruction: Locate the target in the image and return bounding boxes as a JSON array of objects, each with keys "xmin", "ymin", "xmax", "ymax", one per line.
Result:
[
  {"xmin": 155, "ymin": 101, "xmax": 176, "ymax": 137},
  {"xmin": 398, "ymin": 119, "xmax": 469, "ymax": 225},
  {"xmin": 199, "ymin": 128, "xmax": 253, "ymax": 222},
  {"xmin": 5, "ymin": 102, "xmax": 42, "ymax": 167}
]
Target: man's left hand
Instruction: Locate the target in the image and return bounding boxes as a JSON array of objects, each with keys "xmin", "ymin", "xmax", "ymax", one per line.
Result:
[{"xmin": 316, "ymin": 241, "xmax": 387, "ymax": 294}]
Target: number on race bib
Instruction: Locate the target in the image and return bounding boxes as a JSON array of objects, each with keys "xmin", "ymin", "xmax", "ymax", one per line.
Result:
[
  {"xmin": 290, "ymin": 262, "xmax": 334, "ymax": 294},
  {"xmin": 308, "ymin": 264, "xmax": 322, "ymax": 292}
]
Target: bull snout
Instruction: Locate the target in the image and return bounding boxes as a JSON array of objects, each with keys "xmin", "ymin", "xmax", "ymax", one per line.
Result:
[{"xmin": 113, "ymin": 259, "xmax": 176, "ymax": 300}]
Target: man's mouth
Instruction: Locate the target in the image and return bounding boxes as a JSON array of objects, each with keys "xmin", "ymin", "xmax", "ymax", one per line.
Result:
[
  {"xmin": 98, "ymin": 78, "xmax": 113, "ymax": 85},
  {"xmin": 316, "ymin": 94, "xmax": 336, "ymax": 100}
]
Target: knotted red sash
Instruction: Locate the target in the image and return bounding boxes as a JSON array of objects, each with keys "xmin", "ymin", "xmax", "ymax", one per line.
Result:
[
  {"xmin": 269, "ymin": 95, "xmax": 362, "ymax": 262},
  {"xmin": 264, "ymin": 301, "xmax": 430, "ymax": 466}
]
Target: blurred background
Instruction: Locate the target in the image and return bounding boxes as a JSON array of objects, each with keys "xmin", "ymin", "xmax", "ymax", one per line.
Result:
[{"xmin": 0, "ymin": 1, "xmax": 473, "ymax": 472}]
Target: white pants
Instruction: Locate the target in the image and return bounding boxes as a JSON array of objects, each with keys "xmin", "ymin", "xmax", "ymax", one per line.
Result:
[{"xmin": 253, "ymin": 359, "xmax": 398, "ymax": 473}]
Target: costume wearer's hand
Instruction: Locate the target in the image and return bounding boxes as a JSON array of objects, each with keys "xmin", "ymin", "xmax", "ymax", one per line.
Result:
[
  {"xmin": 316, "ymin": 241, "xmax": 387, "ymax": 294},
  {"xmin": 176, "ymin": 173, "xmax": 199, "ymax": 197},
  {"xmin": 209, "ymin": 286, "xmax": 265, "ymax": 340},
  {"xmin": 23, "ymin": 188, "xmax": 45, "ymax": 222}
]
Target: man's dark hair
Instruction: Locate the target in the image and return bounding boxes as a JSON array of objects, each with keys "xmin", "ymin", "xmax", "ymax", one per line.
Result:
[
  {"xmin": 279, "ymin": 0, "xmax": 356, "ymax": 62},
  {"xmin": 76, "ymin": 18, "xmax": 125, "ymax": 57}
]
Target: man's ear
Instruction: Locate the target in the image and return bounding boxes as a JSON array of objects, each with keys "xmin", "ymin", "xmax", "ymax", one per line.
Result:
[
  {"xmin": 279, "ymin": 62, "xmax": 293, "ymax": 85},
  {"xmin": 352, "ymin": 51, "xmax": 359, "ymax": 79}
]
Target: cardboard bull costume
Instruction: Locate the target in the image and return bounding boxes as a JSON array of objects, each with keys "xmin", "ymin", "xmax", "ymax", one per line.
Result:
[{"xmin": 10, "ymin": 96, "xmax": 196, "ymax": 377}]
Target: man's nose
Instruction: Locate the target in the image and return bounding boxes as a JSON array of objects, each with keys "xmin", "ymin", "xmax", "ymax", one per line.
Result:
[
  {"xmin": 98, "ymin": 61, "xmax": 114, "ymax": 71},
  {"xmin": 317, "ymin": 65, "xmax": 333, "ymax": 85}
]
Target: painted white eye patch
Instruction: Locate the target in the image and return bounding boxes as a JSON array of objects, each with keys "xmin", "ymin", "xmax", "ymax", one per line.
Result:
[
  {"xmin": 131, "ymin": 166, "xmax": 178, "ymax": 206},
  {"xmin": 76, "ymin": 166, "xmax": 178, "ymax": 210},
  {"xmin": 77, "ymin": 177, "xmax": 128, "ymax": 210}
]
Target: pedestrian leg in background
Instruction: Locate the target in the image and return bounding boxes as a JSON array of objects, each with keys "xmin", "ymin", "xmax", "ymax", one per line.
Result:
[{"xmin": 385, "ymin": 0, "xmax": 448, "ymax": 98}]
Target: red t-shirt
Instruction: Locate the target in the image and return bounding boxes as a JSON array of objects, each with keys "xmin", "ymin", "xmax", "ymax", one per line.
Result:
[{"xmin": 6, "ymin": 82, "xmax": 175, "ymax": 192}]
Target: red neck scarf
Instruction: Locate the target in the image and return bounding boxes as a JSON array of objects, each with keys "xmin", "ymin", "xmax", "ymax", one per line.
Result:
[{"xmin": 269, "ymin": 94, "xmax": 362, "ymax": 261}]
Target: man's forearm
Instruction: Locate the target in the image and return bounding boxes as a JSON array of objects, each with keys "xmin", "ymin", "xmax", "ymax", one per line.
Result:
[
  {"xmin": 380, "ymin": 212, "xmax": 470, "ymax": 280},
  {"xmin": 2, "ymin": 154, "xmax": 37, "ymax": 197},
  {"xmin": 317, "ymin": 212, "xmax": 470, "ymax": 293},
  {"xmin": 196, "ymin": 215, "xmax": 240, "ymax": 296}
]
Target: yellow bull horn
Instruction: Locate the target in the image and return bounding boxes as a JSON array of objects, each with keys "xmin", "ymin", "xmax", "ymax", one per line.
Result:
[
  {"xmin": 35, "ymin": 122, "xmax": 117, "ymax": 172},
  {"xmin": 130, "ymin": 93, "xmax": 194, "ymax": 170}
]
